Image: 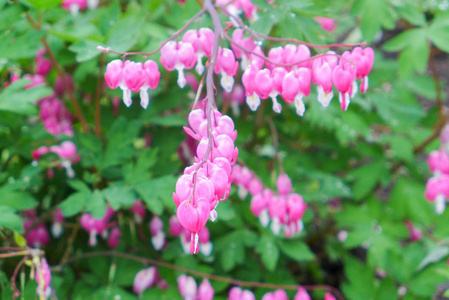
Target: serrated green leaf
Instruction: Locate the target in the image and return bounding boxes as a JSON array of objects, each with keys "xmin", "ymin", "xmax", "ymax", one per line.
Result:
[
  {"xmin": 256, "ymin": 234, "xmax": 279, "ymax": 271},
  {"xmin": 86, "ymin": 190, "xmax": 107, "ymax": 218},
  {"xmin": 417, "ymin": 246, "xmax": 449, "ymax": 271},
  {"xmin": 69, "ymin": 40, "xmax": 102, "ymax": 62},
  {"xmin": 0, "ymin": 206, "xmax": 23, "ymax": 232},
  {"xmin": 68, "ymin": 180, "xmax": 90, "ymax": 192},
  {"xmin": 102, "ymin": 185, "xmax": 136, "ymax": 210},
  {"xmin": 0, "ymin": 79, "xmax": 52, "ymax": 115},
  {"xmin": 135, "ymin": 175, "xmax": 177, "ymax": 214},
  {"xmin": 59, "ymin": 192, "xmax": 88, "ymax": 217},
  {"xmin": 278, "ymin": 240, "xmax": 315, "ymax": 262},
  {"xmin": 0, "ymin": 187, "xmax": 37, "ymax": 210}
]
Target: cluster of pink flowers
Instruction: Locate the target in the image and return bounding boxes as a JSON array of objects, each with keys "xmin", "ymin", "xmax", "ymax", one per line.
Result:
[
  {"xmin": 160, "ymin": 28, "xmax": 239, "ymax": 93},
  {"xmin": 80, "ymin": 207, "xmax": 118, "ymax": 247},
  {"xmin": 32, "ymin": 141, "xmax": 80, "ymax": 178},
  {"xmin": 23, "ymin": 210, "xmax": 50, "ymax": 248},
  {"xmin": 38, "ymin": 95, "xmax": 74, "ymax": 136},
  {"xmin": 23, "ymin": 209, "xmax": 66, "ymax": 248},
  {"xmin": 233, "ymin": 167, "xmax": 307, "ymax": 238},
  {"xmin": 133, "ymin": 266, "xmax": 168, "ymax": 295},
  {"xmin": 173, "ymin": 108, "xmax": 238, "ymax": 254},
  {"xmin": 234, "ymin": 31, "xmax": 374, "ymax": 115},
  {"xmin": 12, "ymin": 50, "xmax": 75, "ymax": 136},
  {"xmin": 169, "ymin": 216, "xmax": 213, "ymax": 256},
  {"xmin": 177, "ymin": 275, "xmax": 214, "ymax": 300},
  {"xmin": 424, "ymin": 124, "xmax": 449, "ymax": 214},
  {"xmin": 104, "ymin": 59, "xmax": 160, "ymax": 109}
]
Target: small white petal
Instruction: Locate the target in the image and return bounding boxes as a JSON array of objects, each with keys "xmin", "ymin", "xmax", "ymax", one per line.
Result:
[
  {"xmin": 220, "ymin": 73, "xmax": 234, "ymax": 93},
  {"xmin": 246, "ymin": 93, "xmax": 261, "ymax": 111},
  {"xmin": 259, "ymin": 209, "xmax": 270, "ymax": 227}
]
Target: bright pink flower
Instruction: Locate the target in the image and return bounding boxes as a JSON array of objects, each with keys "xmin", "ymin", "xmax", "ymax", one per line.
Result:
[
  {"xmin": 312, "ymin": 57, "xmax": 334, "ymax": 107},
  {"xmin": 140, "ymin": 60, "xmax": 160, "ymax": 108},
  {"xmin": 177, "ymin": 198, "xmax": 210, "ymax": 254},
  {"xmin": 427, "ymin": 148, "xmax": 449, "ymax": 175},
  {"xmin": 130, "ymin": 200, "xmax": 146, "ymax": 224},
  {"xmin": 24, "ymin": 221, "xmax": 51, "ymax": 248},
  {"xmin": 315, "ymin": 17, "xmax": 337, "ymax": 32},
  {"xmin": 324, "ymin": 292, "xmax": 337, "ymax": 300},
  {"xmin": 229, "ymin": 287, "xmax": 256, "ymax": 300},
  {"xmin": 61, "ymin": 0, "xmax": 87, "ymax": 14},
  {"xmin": 182, "ymin": 28, "xmax": 214, "ymax": 74},
  {"xmin": 262, "ymin": 289, "xmax": 288, "ymax": 300},
  {"xmin": 242, "ymin": 64, "xmax": 261, "ymax": 111},
  {"xmin": 425, "ymin": 175, "xmax": 449, "ymax": 214},
  {"xmin": 35, "ymin": 49, "xmax": 52, "ymax": 76},
  {"xmin": 231, "ymin": 29, "xmax": 256, "ymax": 70},
  {"xmin": 214, "ymin": 48, "xmax": 239, "ymax": 92},
  {"xmin": 32, "ymin": 146, "xmax": 49, "ymax": 161},
  {"xmin": 277, "ymin": 173, "xmax": 293, "ymax": 195},
  {"xmin": 405, "ymin": 221, "xmax": 422, "ymax": 242},
  {"xmin": 294, "ymin": 287, "xmax": 311, "ymax": 300},
  {"xmin": 160, "ymin": 41, "xmax": 196, "ymax": 88},
  {"xmin": 150, "ymin": 215, "xmax": 166, "ymax": 250},
  {"xmin": 105, "ymin": 60, "xmax": 124, "ymax": 90},
  {"xmin": 133, "ymin": 267, "xmax": 160, "ymax": 294},
  {"xmin": 343, "ymin": 47, "xmax": 374, "ymax": 93},
  {"xmin": 36, "ymin": 258, "xmax": 52, "ymax": 299},
  {"xmin": 178, "ymin": 275, "xmax": 197, "ymax": 300},
  {"xmin": 198, "ymin": 279, "xmax": 214, "ymax": 300},
  {"xmin": 332, "ymin": 61, "xmax": 356, "ymax": 111},
  {"xmin": 283, "ymin": 44, "xmax": 311, "ymax": 69},
  {"xmin": 107, "ymin": 227, "xmax": 121, "ymax": 248}
]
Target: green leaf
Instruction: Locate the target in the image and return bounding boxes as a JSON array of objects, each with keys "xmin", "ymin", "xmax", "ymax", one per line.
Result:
[
  {"xmin": 349, "ymin": 160, "xmax": 388, "ymax": 200},
  {"xmin": 417, "ymin": 246, "xmax": 449, "ymax": 271},
  {"xmin": 25, "ymin": 0, "xmax": 63, "ymax": 9},
  {"xmin": 0, "ymin": 30, "xmax": 46, "ymax": 60},
  {"xmin": 69, "ymin": 40, "xmax": 102, "ymax": 62},
  {"xmin": 383, "ymin": 29, "xmax": 421, "ymax": 52},
  {"xmin": 256, "ymin": 234, "xmax": 279, "ymax": 271},
  {"xmin": 250, "ymin": 10, "xmax": 280, "ymax": 36},
  {"xmin": 396, "ymin": 1, "xmax": 426, "ymax": 26},
  {"xmin": 59, "ymin": 192, "xmax": 88, "ymax": 217},
  {"xmin": 101, "ymin": 185, "xmax": 136, "ymax": 210},
  {"xmin": 86, "ymin": 190, "xmax": 107, "ymax": 218},
  {"xmin": 0, "ymin": 206, "xmax": 23, "ymax": 232},
  {"xmin": 389, "ymin": 177, "xmax": 432, "ymax": 225},
  {"xmin": 428, "ymin": 13, "xmax": 449, "ymax": 52},
  {"xmin": 13, "ymin": 231, "xmax": 26, "ymax": 248},
  {"xmin": 68, "ymin": 180, "xmax": 90, "ymax": 192},
  {"xmin": 0, "ymin": 187, "xmax": 37, "ymax": 210},
  {"xmin": 106, "ymin": 14, "xmax": 145, "ymax": 52},
  {"xmin": 278, "ymin": 240, "xmax": 315, "ymax": 262},
  {"xmin": 382, "ymin": 135, "xmax": 414, "ymax": 162},
  {"xmin": 135, "ymin": 175, "xmax": 177, "ymax": 214},
  {"xmin": 0, "ymin": 79, "xmax": 52, "ymax": 115}
]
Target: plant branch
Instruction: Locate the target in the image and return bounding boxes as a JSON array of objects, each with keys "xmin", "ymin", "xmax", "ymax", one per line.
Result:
[
  {"xmin": 57, "ymin": 250, "xmax": 344, "ymax": 299},
  {"xmin": 97, "ymin": 7, "xmax": 207, "ymax": 58},
  {"xmin": 219, "ymin": 8, "xmax": 366, "ymax": 50},
  {"xmin": 40, "ymin": 38, "xmax": 89, "ymax": 132},
  {"xmin": 95, "ymin": 53, "xmax": 106, "ymax": 137}
]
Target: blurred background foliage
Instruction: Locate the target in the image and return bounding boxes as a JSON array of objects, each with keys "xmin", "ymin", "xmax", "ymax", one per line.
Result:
[{"xmin": 0, "ymin": 0, "xmax": 449, "ymax": 299}]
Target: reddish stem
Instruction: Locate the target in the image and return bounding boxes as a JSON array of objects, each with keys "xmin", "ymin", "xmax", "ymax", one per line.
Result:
[
  {"xmin": 58, "ymin": 250, "xmax": 344, "ymax": 299},
  {"xmin": 98, "ymin": 7, "xmax": 207, "ymax": 58},
  {"xmin": 220, "ymin": 8, "xmax": 365, "ymax": 50}
]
